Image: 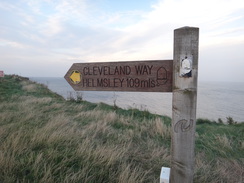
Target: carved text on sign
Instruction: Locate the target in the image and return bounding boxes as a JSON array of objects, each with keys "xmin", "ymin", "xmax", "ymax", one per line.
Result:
[{"xmin": 64, "ymin": 60, "xmax": 173, "ymax": 92}]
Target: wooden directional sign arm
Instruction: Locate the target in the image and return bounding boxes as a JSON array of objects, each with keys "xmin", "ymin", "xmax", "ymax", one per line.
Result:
[
  {"xmin": 64, "ymin": 60, "xmax": 173, "ymax": 92},
  {"xmin": 64, "ymin": 26, "xmax": 199, "ymax": 183}
]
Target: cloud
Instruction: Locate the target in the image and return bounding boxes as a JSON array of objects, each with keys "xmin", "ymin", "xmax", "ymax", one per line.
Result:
[
  {"xmin": 0, "ymin": 0, "xmax": 244, "ymax": 81},
  {"xmin": 39, "ymin": 15, "xmax": 63, "ymax": 37}
]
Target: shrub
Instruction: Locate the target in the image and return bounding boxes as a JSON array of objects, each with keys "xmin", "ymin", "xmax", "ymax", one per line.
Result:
[
  {"xmin": 226, "ymin": 116, "xmax": 237, "ymax": 125},
  {"xmin": 218, "ymin": 118, "xmax": 223, "ymax": 124}
]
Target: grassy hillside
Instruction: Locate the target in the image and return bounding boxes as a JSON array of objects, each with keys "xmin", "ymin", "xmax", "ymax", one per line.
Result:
[{"xmin": 0, "ymin": 75, "xmax": 243, "ymax": 183}]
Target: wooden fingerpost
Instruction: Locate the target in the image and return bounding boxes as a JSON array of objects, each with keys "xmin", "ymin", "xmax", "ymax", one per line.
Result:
[{"xmin": 170, "ymin": 27, "xmax": 199, "ymax": 182}]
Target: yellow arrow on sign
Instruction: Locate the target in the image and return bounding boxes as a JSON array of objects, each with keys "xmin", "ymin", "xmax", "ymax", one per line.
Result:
[{"xmin": 70, "ymin": 70, "xmax": 81, "ymax": 84}]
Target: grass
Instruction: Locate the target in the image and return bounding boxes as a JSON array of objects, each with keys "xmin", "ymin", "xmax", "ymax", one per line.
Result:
[{"xmin": 0, "ymin": 75, "xmax": 243, "ymax": 183}]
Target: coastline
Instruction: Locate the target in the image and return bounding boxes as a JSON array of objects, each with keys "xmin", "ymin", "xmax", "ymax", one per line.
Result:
[
  {"xmin": 0, "ymin": 75, "xmax": 243, "ymax": 182},
  {"xmin": 30, "ymin": 77, "xmax": 244, "ymax": 123}
]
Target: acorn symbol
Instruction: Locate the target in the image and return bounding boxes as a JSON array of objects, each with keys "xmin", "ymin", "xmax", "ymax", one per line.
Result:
[{"xmin": 156, "ymin": 67, "xmax": 167, "ymax": 86}]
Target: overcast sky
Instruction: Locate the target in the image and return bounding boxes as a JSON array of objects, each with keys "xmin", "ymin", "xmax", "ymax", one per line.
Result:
[{"xmin": 0, "ymin": 0, "xmax": 244, "ymax": 82}]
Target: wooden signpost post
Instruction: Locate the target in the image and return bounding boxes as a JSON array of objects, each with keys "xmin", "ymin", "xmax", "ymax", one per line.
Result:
[
  {"xmin": 171, "ymin": 27, "xmax": 199, "ymax": 183},
  {"xmin": 65, "ymin": 27, "xmax": 199, "ymax": 183}
]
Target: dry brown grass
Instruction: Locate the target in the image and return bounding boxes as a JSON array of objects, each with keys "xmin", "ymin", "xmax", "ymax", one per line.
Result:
[
  {"xmin": 1, "ymin": 97, "xmax": 242, "ymax": 182},
  {"xmin": 0, "ymin": 76, "xmax": 243, "ymax": 182},
  {"xmin": 21, "ymin": 80, "xmax": 38, "ymax": 92},
  {"xmin": 0, "ymin": 95, "xmax": 172, "ymax": 182}
]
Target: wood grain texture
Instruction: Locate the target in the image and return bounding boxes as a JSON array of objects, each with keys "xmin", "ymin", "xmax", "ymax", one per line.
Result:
[
  {"xmin": 64, "ymin": 60, "xmax": 173, "ymax": 92},
  {"xmin": 170, "ymin": 27, "xmax": 199, "ymax": 183}
]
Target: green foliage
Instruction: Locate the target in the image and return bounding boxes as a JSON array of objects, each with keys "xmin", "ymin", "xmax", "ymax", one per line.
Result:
[
  {"xmin": 217, "ymin": 118, "xmax": 223, "ymax": 124},
  {"xmin": 0, "ymin": 75, "xmax": 24, "ymax": 100},
  {"xmin": 226, "ymin": 116, "xmax": 237, "ymax": 125},
  {"xmin": 197, "ymin": 118, "xmax": 219, "ymax": 125},
  {"xmin": 0, "ymin": 75, "xmax": 243, "ymax": 183}
]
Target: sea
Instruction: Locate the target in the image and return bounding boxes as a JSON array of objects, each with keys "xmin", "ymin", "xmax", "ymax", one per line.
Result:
[{"xmin": 30, "ymin": 77, "xmax": 244, "ymax": 123}]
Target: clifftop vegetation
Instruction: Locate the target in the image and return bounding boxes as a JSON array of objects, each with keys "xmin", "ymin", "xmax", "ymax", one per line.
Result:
[{"xmin": 0, "ymin": 75, "xmax": 243, "ymax": 182}]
